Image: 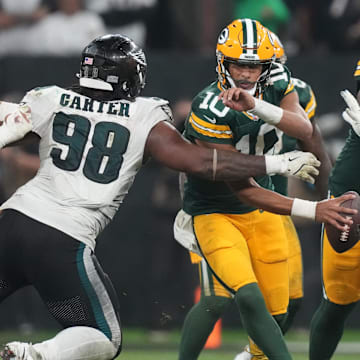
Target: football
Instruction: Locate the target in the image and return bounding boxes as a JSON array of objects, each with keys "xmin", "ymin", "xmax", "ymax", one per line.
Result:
[{"xmin": 325, "ymin": 191, "xmax": 360, "ymax": 253}]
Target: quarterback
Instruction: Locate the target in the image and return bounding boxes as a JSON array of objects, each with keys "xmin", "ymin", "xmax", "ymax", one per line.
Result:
[
  {"xmin": 309, "ymin": 60, "xmax": 360, "ymax": 359},
  {"xmin": 232, "ymin": 31, "xmax": 332, "ymax": 360},
  {"xmin": 175, "ymin": 19, "xmax": 349, "ymax": 360},
  {"xmin": 0, "ymin": 34, "xmax": 327, "ymax": 360}
]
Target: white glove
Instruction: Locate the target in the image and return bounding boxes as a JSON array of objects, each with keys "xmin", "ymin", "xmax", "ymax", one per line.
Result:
[
  {"xmin": 0, "ymin": 103, "xmax": 32, "ymax": 148},
  {"xmin": 173, "ymin": 209, "xmax": 201, "ymax": 256},
  {"xmin": 340, "ymin": 89, "xmax": 360, "ymax": 136},
  {"xmin": 265, "ymin": 150, "xmax": 320, "ymax": 184}
]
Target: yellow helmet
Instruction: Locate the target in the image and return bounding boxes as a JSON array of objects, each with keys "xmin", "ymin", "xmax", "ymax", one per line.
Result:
[
  {"xmin": 216, "ymin": 18, "xmax": 275, "ymax": 92},
  {"xmin": 268, "ymin": 30, "xmax": 287, "ymax": 64}
]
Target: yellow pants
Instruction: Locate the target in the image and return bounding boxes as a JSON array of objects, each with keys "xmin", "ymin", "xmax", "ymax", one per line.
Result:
[
  {"xmin": 322, "ymin": 229, "xmax": 360, "ymax": 304},
  {"xmin": 193, "ymin": 210, "xmax": 289, "ymax": 315},
  {"xmin": 282, "ymin": 216, "xmax": 303, "ymax": 299}
]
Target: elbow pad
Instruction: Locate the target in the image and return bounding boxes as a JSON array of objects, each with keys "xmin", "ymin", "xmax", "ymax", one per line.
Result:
[{"xmin": 0, "ymin": 102, "xmax": 32, "ymax": 148}]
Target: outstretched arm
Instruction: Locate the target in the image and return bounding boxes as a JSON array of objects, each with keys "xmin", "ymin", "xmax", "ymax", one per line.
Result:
[
  {"xmin": 219, "ymin": 88, "xmax": 312, "ymax": 141},
  {"xmin": 145, "ymin": 121, "xmax": 319, "ymax": 182},
  {"xmin": 228, "ymin": 178, "xmax": 356, "ymax": 232},
  {"xmin": 145, "ymin": 121, "xmax": 266, "ymax": 181}
]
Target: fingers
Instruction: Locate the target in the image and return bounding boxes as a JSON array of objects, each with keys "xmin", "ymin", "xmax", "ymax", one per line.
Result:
[
  {"xmin": 337, "ymin": 206, "xmax": 358, "ymax": 215},
  {"xmin": 308, "ymin": 153, "xmax": 321, "ymax": 166},
  {"xmin": 342, "ymin": 108, "xmax": 359, "ymax": 124},
  {"xmin": 340, "ymin": 89, "xmax": 360, "ymax": 110},
  {"xmin": 336, "ymin": 193, "xmax": 357, "ymax": 202},
  {"xmin": 300, "ymin": 164, "xmax": 319, "ymax": 177},
  {"xmin": 297, "ymin": 151, "xmax": 321, "ymax": 167},
  {"xmin": 218, "ymin": 88, "xmax": 242, "ymax": 103},
  {"xmin": 297, "ymin": 167, "xmax": 316, "ymax": 183},
  {"xmin": 335, "ymin": 212, "xmax": 353, "ymax": 224},
  {"xmin": 328, "ymin": 218, "xmax": 351, "ymax": 232},
  {"xmin": 306, "ymin": 165, "xmax": 319, "ymax": 176},
  {"xmin": 342, "ymin": 109, "xmax": 354, "ymax": 125},
  {"xmin": 306, "ymin": 156, "xmax": 321, "ymax": 167},
  {"xmin": 300, "ymin": 174, "xmax": 315, "ymax": 184}
]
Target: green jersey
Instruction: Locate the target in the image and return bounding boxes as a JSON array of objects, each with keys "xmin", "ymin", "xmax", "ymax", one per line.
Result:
[
  {"xmin": 354, "ymin": 59, "xmax": 360, "ymax": 93},
  {"xmin": 271, "ymin": 77, "xmax": 317, "ymax": 195},
  {"xmin": 329, "ymin": 129, "xmax": 360, "ymax": 196},
  {"xmin": 330, "ymin": 60, "xmax": 360, "ymax": 196},
  {"xmin": 183, "ymin": 63, "xmax": 295, "ymax": 215}
]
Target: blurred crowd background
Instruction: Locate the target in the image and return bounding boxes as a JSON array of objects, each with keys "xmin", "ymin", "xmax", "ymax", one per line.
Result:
[
  {"xmin": 0, "ymin": 0, "xmax": 360, "ymax": 55},
  {"xmin": 0, "ymin": 0, "xmax": 359, "ymax": 340}
]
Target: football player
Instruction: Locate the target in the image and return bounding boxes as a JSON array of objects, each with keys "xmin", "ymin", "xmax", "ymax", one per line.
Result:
[
  {"xmin": 233, "ymin": 30, "xmax": 332, "ymax": 360},
  {"xmin": 0, "ymin": 34, "xmax": 326, "ymax": 360},
  {"xmin": 309, "ymin": 61, "xmax": 360, "ymax": 359},
  {"xmin": 175, "ymin": 19, "xmax": 346, "ymax": 360}
]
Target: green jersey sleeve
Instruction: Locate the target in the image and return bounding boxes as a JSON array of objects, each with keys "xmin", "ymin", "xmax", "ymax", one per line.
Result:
[
  {"xmin": 268, "ymin": 63, "xmax": 296, "ymax": 102},
  {"xmin": 292, "ymin": 78, "xmax": 317, "ymax": 121},
  {"xmin": 353, "ymin": 59, "xmax": 360, "ymax": 93}
]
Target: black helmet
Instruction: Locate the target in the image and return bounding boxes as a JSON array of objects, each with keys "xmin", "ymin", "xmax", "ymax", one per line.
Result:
[{"xmin": 79, "ymin": 34, "xmax": 147, "ymax": 100}]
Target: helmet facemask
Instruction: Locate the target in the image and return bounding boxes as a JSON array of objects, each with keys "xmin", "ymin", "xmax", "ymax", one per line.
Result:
[
  {"xmin": 216, "ymin": 19, "xmax": 275, "ymax": 95},
  {"xmin": 217, "ymin": 53, "xmax": 273, "ymax": 95}
]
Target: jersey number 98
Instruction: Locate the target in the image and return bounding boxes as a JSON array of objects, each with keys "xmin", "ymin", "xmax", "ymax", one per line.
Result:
[{"xmin": 50, "ymin": 112, "xmax": 130, "ymax": 184}]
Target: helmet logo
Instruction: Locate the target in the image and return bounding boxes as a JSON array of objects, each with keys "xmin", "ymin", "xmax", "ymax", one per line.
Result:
[
  {"xmin": 106, "ymin": 75, "xmax": 119, "ymax": 84},
  {"xmin": 218, "ymin": 28, "xmax": 229, "ymax": 45}
]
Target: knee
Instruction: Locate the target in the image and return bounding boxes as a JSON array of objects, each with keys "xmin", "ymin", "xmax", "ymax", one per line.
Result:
[
  {"xmin": 322, "ymin": 298, "xmax": 357, "ymax": 322},
  {"xmin": 234, "ymin": 283, "xmax": 263, "ymax": 313},
  {"xmin": 288, "ymin": 297, "xmax": 302, "ymax": 315},
  {"xmin": 200, "ymin": 295, "xmax": 233, "ymax": 318}
]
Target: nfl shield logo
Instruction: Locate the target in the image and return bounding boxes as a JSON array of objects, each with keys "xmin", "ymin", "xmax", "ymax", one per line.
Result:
[{"xmin": 84, "ymin": 57, "xmax": 93, "ymax": 65}]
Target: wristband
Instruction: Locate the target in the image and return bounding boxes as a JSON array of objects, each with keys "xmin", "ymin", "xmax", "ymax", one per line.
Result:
[
  {"xmin": 264, "ymin": 155, "xmax": 286, "ymax": 175},
  {"xmin": 248, "ymin": 98, "xmax": 283, "ymax": 125},
  {"xmin": 291, "ymin": 198, "xmax": 317, "ymax": 220}
]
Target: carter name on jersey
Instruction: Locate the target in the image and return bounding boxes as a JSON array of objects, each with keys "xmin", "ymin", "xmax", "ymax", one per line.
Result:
[{"xmin": 60, "ymin": 93, "xmax": 130, "ymax": 117}]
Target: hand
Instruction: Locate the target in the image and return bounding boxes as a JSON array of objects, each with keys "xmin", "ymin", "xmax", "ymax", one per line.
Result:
[
  {"xmin": 340, "ymin": 89, "xmax": 360, "ymax": 136},
  {"xmin": 0, "ymin": 103, "xmax": 32, "ymax": 148},
  {"xmin": 316, "ymin": 194, "xmax": 358, "ymax": 231},
  {"xmin": 218, "ymin": 88, "xmax": 255, "ymax": 112},
  {"xmin": 280, "ymin": 150, "xmax": 320, "ymax": 183}
]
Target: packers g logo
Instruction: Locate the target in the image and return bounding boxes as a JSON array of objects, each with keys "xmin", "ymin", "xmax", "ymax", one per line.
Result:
[{"xmin": 218, "ymin": 28, "xmax": 229, "ymax": 45}]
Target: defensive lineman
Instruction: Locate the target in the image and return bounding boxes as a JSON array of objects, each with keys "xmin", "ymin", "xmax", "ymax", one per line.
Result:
[{"xmin": 0, "ymin": 34, "xmax": 330, "ymax": 360}]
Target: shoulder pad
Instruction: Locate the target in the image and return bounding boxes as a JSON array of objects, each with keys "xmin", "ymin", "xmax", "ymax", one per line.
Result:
[
  {"xmin": 269, "ymin": 63, "xmax": 291, "ymax": 83},
  {"xmin": 25, "ymin": 85, "xmax": 62, "ymax": 100},
  {"xmin": 139, "ymin": 96, "xmax": 169, "ymax": 107},
  {"xmin": 292, "ymin": 77, "xmax": 312, "ymax": 92},
  {"xmin": 137, "ymin": 96, "xmax": 173, "ymax": 122}
]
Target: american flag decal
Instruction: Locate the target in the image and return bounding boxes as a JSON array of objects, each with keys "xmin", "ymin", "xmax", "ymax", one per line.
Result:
[{"xmin": 84, "ymin": 57, "xmax": 93, "ymax": 65}]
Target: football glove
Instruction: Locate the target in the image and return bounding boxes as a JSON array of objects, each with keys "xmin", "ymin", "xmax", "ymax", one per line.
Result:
[
  {"xmin": 340, "ymin": 89, "xmax": 360, "ymax": 136},
  {"xmin": 266, "ymin": 150, "xmax": 320, "ymax": 184},
  {"xmin": 0, "ymin": 103, "xmax": 32, "ymax": 148}
]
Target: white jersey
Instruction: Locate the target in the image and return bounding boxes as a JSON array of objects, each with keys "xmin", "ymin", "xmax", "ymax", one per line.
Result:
[{"xmin": 2, "ymin": 86, "xmax": 171, "ymax": 249}]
